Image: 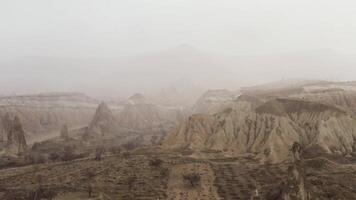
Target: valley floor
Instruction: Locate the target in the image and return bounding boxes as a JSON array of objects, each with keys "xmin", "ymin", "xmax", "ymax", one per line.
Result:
[{"xmin": 0, "ymin": 149, "xmax": 355, "ymax": 200}]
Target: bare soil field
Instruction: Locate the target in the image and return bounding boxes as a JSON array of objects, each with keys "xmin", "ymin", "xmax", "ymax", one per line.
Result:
[{"xmin": 0, "ymin": 151, "xmax": 355, "ymax": 199}]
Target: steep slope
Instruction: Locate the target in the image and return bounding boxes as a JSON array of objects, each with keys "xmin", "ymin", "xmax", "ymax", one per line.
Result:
[
  {"xmin": 85, "ymin": 102, "xmax": 119, "ymax": 138},
  {"xmin": 164, "ymin": 98, "xmax": 356, "ymax": 163},
  {"xmin": 164, "ymin": 114, "xmax": 217, "ymax": 149}
]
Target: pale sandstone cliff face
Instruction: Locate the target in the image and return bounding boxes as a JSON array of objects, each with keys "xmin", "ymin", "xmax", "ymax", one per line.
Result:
[{"xmin": 164, "ymin": 97, "xmax": 356, "ymax": 163}]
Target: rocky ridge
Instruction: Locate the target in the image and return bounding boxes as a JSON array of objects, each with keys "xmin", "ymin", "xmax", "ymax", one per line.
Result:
[{"xmin": 164, "ymin": 89, "xmax": 356, "ymax": 163}]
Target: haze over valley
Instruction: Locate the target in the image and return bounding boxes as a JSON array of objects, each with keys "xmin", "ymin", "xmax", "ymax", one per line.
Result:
[{"xmin": 1, "ymin": 1, "xmax": 356, "ymax": 200}]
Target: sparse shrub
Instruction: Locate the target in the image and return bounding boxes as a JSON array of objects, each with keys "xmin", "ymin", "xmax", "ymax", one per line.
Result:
[
  {"xmin": 25, "ymin": 152, "xmax": 46, "ymax": 164},
  {"xmin": 48, "ymin": 153, "xmax": 60, "ymax": 162},
  {"xmin": 122, "ymin": 141, "xmax": 137, "ymax": 151},
  {"xmin": 122, "ymin": 136, "xmax": 144, "ymax": 151},
  {"xmin": 150, "ymin": 135, "xmax": 158, "ymax": 145},
  {"xmin": 306, "ymin": 158, "xmax": 328, "ymax": 170},
  {"xmin": 27, "ymin": 174, "xmax": 58, "ymax": 200},
  {"xmin": 35, "ymin": 174, "xmax": 43, "ymax": 186},
  {"xmin": 122, "ymin": 152, "xmax": 130, "ymax": 158},
  {"xmin": 160, "ymin": 167, "xmax": 169, "ymax": 178},
  {"xmin": 127, "ymin": 175, "xmax": 137, "ymax": 190},
  {"xmin": 183, "ymin": 173, "xmax": 201, "ymax": 187},
  {"xmin": 27, "ymin": 186, "xmax": 57, "ymax": 200},
  {"xmin": 109, "ymin": 146, "xmax": 121, "ymax": 155},
  {"xmin": 61, "ymin": 145, "xmax": 75, "ymax": 161},
  {"xmin": 125, "ymin": 175, "xmax": 137, "ymax": 200},
  {"xmin": 85, "ymin": 169, "xmax": 96, "ymax": 197},
  {"xmin": 87, "ymin": 184, "xmax": 93, "ymax": 198},
  {"xmin": 179, "ymin": 147, "xmax": 194, "ymax": 156},
  {"xmin": 264, "ymin": 148, "xmax": 271, "ymax": 156},
  {"xmin": 85, "ymin": 169, "xmax": 96, "ymax": 180},
  {"xmin": 0, "ymin": 155, "xmax": 26, "ymax": 169},
  {"xmin": 31, "ymin": 142, "xmax": 41, "ymax": 151},
  {"xmin": 149, "ymin": 158, "xmax": 163, "ymax": 167}
]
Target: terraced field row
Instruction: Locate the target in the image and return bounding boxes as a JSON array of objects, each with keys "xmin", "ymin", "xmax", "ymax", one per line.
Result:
[
  {"xmin": 0, "ymin": 155, "xmax": 169, "ymax": 200},
  {"xmin": 212, "ymin": 162, "xmax": 287, "ymax": 199}
]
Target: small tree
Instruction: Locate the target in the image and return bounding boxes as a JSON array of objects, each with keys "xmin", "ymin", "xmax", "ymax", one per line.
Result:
[
  {"xmin": 95, "ymin": 146, "xmax": 105, "ymax": 161},
  {"xmin": 183, "ymin": 173, "xmax": 201, "ymax": 188},
  {"xmin": 109, "ymin": 146, "xmax": 121, "ymax": 155},
  {"xmin": 122, "ymin": 152, "xmax": 130, "ymax": 158},
  {"xmin": 160, "ymin": 167, "xmax": 169, "ymax": 178},
  {"xmin": 49, "ymin": 153, "xmax": 60, "ymax": 162},
  {"xmin": 150, "ymin": 135, "xmax": 158, "ymax": 145},
  {"xmin": 149, "ymin": 158, "xmax": 163, "ymax": 167},
  {"xmin": 127, "ymin": 175, "xmax": 137, "ymax": 192},
  {"xmin": 85, "ymin": 169, "xmax": 96, "ymax": 197},
  {"xmin": 122, "ymin": 142, "xmax": 136, "ymax": 151},
  {"xmin": 291, "ymin": 142, "xmax": 302, "ymax": 162}
]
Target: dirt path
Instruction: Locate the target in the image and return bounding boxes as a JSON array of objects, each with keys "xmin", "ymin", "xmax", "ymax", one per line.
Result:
[{"xmin": 167, "ymin": 162, "xmax": 220, "ymax": 200}]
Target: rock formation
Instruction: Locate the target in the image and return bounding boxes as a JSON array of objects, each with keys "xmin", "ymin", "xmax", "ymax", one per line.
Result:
[
  {"xmin": 164, "ymin": 97, "xmax": 356, "ymax": 163},
  {"xmin": 0, "ymin": 92, "xmax": 97, "ymax": 140},
  {"xmin": 85, "ymin": 102, "xmax": 119, "ymax": 138},
  {"xmin": 1, "ymin": 114, "xmax": 27, "ymax": 154}
]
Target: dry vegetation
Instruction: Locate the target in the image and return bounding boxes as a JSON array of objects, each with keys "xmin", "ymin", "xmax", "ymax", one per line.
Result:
[{"xmin": 0, "ymin": 147, "xmax": 355, "ymax": 200}]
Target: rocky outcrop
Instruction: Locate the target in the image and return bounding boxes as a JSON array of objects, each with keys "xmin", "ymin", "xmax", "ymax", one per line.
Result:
[
  {"xmin": 0, "ymin": 92, "xmax": 97, "ymax": 140},
  {"xmin": 85, "ymin": 102, "xmax": 119, "ymax": 138},
  {"xmin": 1, "ymin": 114, "xmax": 27, "ymax": 154},
  {"xmin": 163, "ymin": 98, "xmax": 356, "ymax": 163}
]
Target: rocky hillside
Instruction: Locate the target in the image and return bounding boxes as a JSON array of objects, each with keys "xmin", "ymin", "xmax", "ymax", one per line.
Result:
[
  {"xmin": 0, "ymin": 93, "xmax": 98, "ymax": 140},
  {"xmin": 0, "ymin": 114, "xmax": 27, "ymax": 155},
  {"xmin": 164, "ymin": 94, "xmax": 356, "ymax": 163},
  {"xmin": 85, "ymin": 102, "xmax": 119, "ymax": 139}
]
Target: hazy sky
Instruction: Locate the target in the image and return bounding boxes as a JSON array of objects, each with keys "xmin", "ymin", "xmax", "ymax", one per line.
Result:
[
  {"xmin": 1, "ymin": 0, "xmax": 356, "ymax": 97},
  {"xmin": 1, "ymin": 0, "xmax": 356, "ymax": 60}
]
